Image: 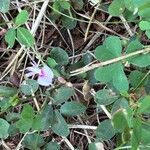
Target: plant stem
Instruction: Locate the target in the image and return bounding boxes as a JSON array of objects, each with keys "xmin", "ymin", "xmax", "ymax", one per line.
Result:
[{"xmin": 70, "ymin": 47, "xmax": 150, "ymax": 76}]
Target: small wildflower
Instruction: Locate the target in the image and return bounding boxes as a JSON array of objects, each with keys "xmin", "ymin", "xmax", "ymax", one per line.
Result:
[{"xmin": 26, "ymin": 62, "xmax": 54, "ymax": 86}]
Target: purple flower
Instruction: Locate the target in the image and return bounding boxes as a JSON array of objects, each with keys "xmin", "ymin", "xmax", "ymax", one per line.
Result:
[{"xmin": 26, "ymin": 63, "xmax": 54, "ymax": 86}]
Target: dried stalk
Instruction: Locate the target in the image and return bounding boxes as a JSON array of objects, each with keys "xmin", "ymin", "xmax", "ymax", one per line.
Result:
[{"xmin": 70, "ymin": 47, "xmax": 150, "ymax": 76}]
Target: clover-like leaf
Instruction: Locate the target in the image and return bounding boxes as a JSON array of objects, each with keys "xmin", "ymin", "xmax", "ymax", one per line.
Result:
[
  {"xmin": 145, "ymin": 30, "xmax": 150, "ymax": 39},
  {"xmin": 126, "ymin": 39, "xmax": 150, "ymax": 67},
  {"xmin": 95, "ymin": 36, "xmax": 122, "ymax": 61},
  {"xmin": 108, "ymin": 0, "xmax": 125, "ymax": 16},
  {"xmin": 95, "ymin": 45, "xmax": 114, "ymax": 61},
  {"xmin": 16, "ymin": 104, "xmax": 34, "ymax": 133},
  {"xmin": 0, "ymin": 119, "xmax": 10, "ymax": 139},
  {"xmin": 20, "ymin": 79, "xmax": 39, "ymax": 96},
  {"xmin": 124, "ymin": 0, "xmax": 134, "ymax": 11},
  {"xmin": 138, "ymin": 8, "xmax": 150, "ymax": 19},
  {"xmin": 5, "ymin": 28, "xmax": 16, "ymax": 48},
  {"xmin": 60, "ymin": 101, "xmax": 86, "ymax": 116},
  {"xmin": 112, "ymin": 109, "xmax": 129, "ymax": 132},
  {"xmin": 139, "ymin": 21, "xmax": 150, "ymax": 31},
  {"xmin": 53, "ymin": 86, "xmax": 74, "ymax": 104},
  {"xmin": 45, "ymin": 141, "xmax": 60, "ymax": 150},
  {"xmin": 95, "ymin": 89, "xmax": 119, "ymax": 106},
  {"xmin": 22, "ymin": 133, "xmax": 45, "ymax": 150},
  {"xmin": 0, "ymin": 0, "xmax": 10, "ymax": 13},
  {"xmin": 113, "ymin": 63, "xmax": 129, "ymax": 92},
  {"xmin": 96, "ymin": 119, "xmax": 115, "ymax": 141},
  {"xmin": 94, "ymin": 36, "xmax": 129, "ymax": 93},
  {"xmin": 17, "ymin": 27, "xmax": 35, "ymax": 47},
  {"xmin": 50, "ymin": 47, "xmax": 69, "ymax": 66},
  {"xmin": 15, "ymin": 10, "xmax": 29, "ymax": 26},
  {"xmin": 32, "ymin": 105, "xmax": 54, "ymax": 130},
  {"xmin": 131, "ymin": 118, "xmax": 142, "ymax": 150},
  {"xmin": 94, "ymin": 64, "xmax": 116, "ymax": 83},
  {"xmin": 51, "ymin": 110, "xmax": 69, "ymax": 137},
  {"xmin": 104, "ymin": 36, "xmax": 122, "ymax": 57},
  {"xmin": 129, "ymin": 70, "xmax": 146, "ymax": 88},
  {"xmin": 137, "ymin": 96, "xmax": 150, "ymax": 114},
  {"xmin": 0, "ymin": 86, "xmax": 17, "ymax": 97}
]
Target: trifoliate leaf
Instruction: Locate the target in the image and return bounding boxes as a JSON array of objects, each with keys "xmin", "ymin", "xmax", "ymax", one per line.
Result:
[
  {"xmin": 95, "ymin": 89, "xmax": 118, "ymax": 105},
  {"xmin": 0, "ymin": 0, "xmax": 10, "ymax": 13},
  {"xmin": 17, "ymin": 27, "xmax": 35, "ymax": 47},
  {"xmin": 126, "ymin": 39, "xmax": 150, "ymax": 67},
  {"xmin": 51, "ymin": 110, "xmax": 69, "ymax": 137},
  {"xmin": 0, "ymin": 119, "xmax": 10, "ymax": 139},
  {"xmin": 60, "ymin": 101, "xmax": 86, "ymax": 116},
  {"xmin": 96, "ymin": 120, "xmax": 115, "ymax": 141},
  {"xmin": 15, "ymin": 10, "xmax": 29, "ymax": 26},
  {"xmin": 108, "ymin": 0, "xmax": 125, "ymax": 16},
  {"xmin": 5, "ymin": 28, "xmax": 16, "ymax": 48}
]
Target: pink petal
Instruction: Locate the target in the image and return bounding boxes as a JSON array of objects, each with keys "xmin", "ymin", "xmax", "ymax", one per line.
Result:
[
  {"xmin": 26, "ymin": 66, "xmax": 40, "ymax": 74},
  {"xmin": 42, "ymin": 65, "xmax": 54, "ymax": 78},
  {"xmin": 37, "ymin": 65, "xmax": 54, "ymax": 86},
  {"xmin": 37, "ymin": 75, "xmax": 53, "ymax": 86},
  {"xmin": 25, "ymin": 72, "xmax": 36, "ymax": 77}
]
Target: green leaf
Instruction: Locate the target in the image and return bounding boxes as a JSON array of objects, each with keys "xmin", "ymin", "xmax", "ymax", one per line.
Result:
[
  {"xmin": 53, "ymin": 86, "xmax": 74, "ymax": 104},
  {"xmin": 61, "ymin": 14, "xmax": 77, "ymax": 29},
  {"xmin": 0, "ymin": 86, "xmax": 17, "ymax": 97},
  {"xmin": 139, "ymin": 21, "xmax": 150, "ymax": 30},
  {"xmin": 112, "ymin": 109, "xmax": 129, "ymax": 132},
  {"xmin": 47, "ymin": 57, "xmax": 58, "ymax": 68},
  {"xmin": 6, "ymin": 112, "xmax": 20, "ymax": 122},
  {"xmin": 108, "ymin": 0, "xmax": 125, "ymax": 16},
  {"xmin": 95, "ymin": 36, "xmax": 122, "ymax": 61},
  {"xmin": 126, "ymin": 39, "xmax": 150, "ymax": 67},
  {"xmin": 0, "ymin": 98, "xmax": 11, "ymax": 111},
  {"xmin": 133, "ymin": 0, "xmax": 150, "ymax": 8},
  {"xmin": 51, "ymin": 110, "xmax": 69, "ymax": 137},
  {"xmin": 124, "ymin": 0, "xmax": 134, "ymax": 11},
  {"xmin": 45, "ymin": 141, "xmax": 60, "ymax": 150},
  {"xmin": 17, "ymin": 27, "xmax": 35, "ymax": 47},
  {"xmin": 141, "ymin": 124, "xmax": 150, "ymax": 145},
  {"xmin": 96, "ymin": 119, "xmax": 115, "ymax": 141},
  {"xmin": 137, "ymin": 96, "xmax": 150, "ymax": 114},
  {"xmin": 60, "ymin": 101, "xmax": 86, "ymax": 116},
  {"xmin": 94, "ymin": 64, "xmax": 116, "ymax": 82},
  {"xmin": 16, "ymin": 104, "xmax": 34, "ymax": 133},
  {"xmin": 104, "ymin": 36, "xmax": 122, "ymax": 57},
  {"xmin": 138, "ymin": 8, "xmax": 150, "ymax": 19},
  {"xmin": 8, "ymin": 124, "xmax": 19, "ymax": 136},
  {"xmin": 131, "ymin": 118, "xmax": 142, "ymax": 150},
  {"xmin": 32, "ymin": 105, "xmax": 54, "ymax": 130},
  {"xmin": 59, "ymin": 1, "xmax": 70, "ymax": 9},
  {"xmin": 15, "ymin": 10, "xmax": 29, "ymax": 26},
  {"xmin": 51, "ymin": 47, "xmax": 69, "ymax": 65},
  {"xmin": 129, "ymin": 70, "xmax": 146, "ymax": 88},
  {"xmin": 144, "ymin": 76, "xmax": 150, "ymax": 94},
  {"xmin": 20, "ymin": 79, "xmax": 39, "ymax": 96},
  {"xmin": 5, "ymin": 28, "xmax": 16, "ymax": 48},
  {"xmin": 88, "ymin": 142, "xmax": 104, "ymax": 150},
  {"xmin": 111, "ymin": 98, "xmax": 129, "ymax": 114},
  {"xmin": 0, "ymin": 119, "xmax": 10, "ymax": 139},
  {"xmin": 22, "ymin": 133, "xmax": 45, "ymax": 150},
  {"xmin": 52, "ymin": 1, "xmax": 63, "ymax": 13},
  {"xmin": 95, "ymin": 89, "xmax": 118, "ymax": 105},
  {"xmin": 145, "ymin": 29, "xmax": 150, "ymax": 39},
  {"xmin": 0, "ymin": 0, "xmax": 10, "ymax": 13},
  {"xmin": 113, "ymin": 63, "xmax": 129, "ymax": 92},
  {"xmin": 95, "ymin": 45, "xmax": 115, "ymax": 61},
  {"xmin": 72, "ymin": 0, "xmax": 84, "ymax": 10}
]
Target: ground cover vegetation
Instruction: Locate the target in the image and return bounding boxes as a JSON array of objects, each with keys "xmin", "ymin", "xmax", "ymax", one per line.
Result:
[{"xmin": 1, "ymin": 0, "xmax": 150, "ymax": 149}]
